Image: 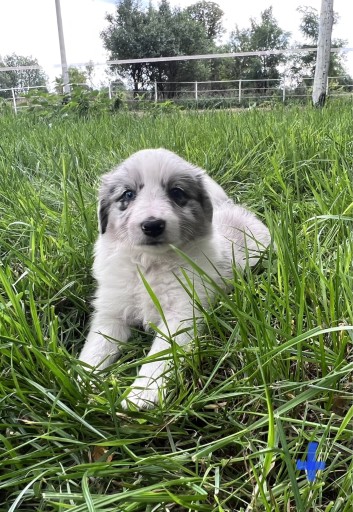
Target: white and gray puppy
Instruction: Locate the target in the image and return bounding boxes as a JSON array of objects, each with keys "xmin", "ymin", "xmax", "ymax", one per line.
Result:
[{"xmin": 79, "ymin": 148, "xmax": 271, "ymax": 408}]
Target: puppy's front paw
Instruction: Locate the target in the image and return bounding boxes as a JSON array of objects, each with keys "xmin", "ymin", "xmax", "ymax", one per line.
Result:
[{"xmin": 121, "ymin": 376, "xmax": 164, "ymax": 410}]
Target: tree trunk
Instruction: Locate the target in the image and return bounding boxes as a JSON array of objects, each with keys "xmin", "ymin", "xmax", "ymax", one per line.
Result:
[
  {"xmin": 312, "ymin": 0, "xmax": 334, "ymax": 107},
  {"xmin": 132, "ymin": 68, "xmax": 139, "ymax": 98}
]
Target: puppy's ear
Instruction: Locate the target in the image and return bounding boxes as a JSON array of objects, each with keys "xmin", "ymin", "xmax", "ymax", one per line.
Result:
[
  {"xmin": 198, "ymin": 177, "xmax": 213, "ymax": 223},
  {"xmin": 98, "ymin": 197, "xmax": 110, "ymax": 234},
  {"xmin": 98, "ymin": 172, "xmax": 114, "ymax": 235}
]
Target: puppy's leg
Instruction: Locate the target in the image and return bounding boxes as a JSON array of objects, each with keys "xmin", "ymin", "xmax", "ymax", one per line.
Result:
[
  {"xmin": 80, "ymin": 317, "xmax": 131, "ymax": 370},
  {"xmin": 122, "ymin": 319, "xmax": 193, "ymax": 409}
]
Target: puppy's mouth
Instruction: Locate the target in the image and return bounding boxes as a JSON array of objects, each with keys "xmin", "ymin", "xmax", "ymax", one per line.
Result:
[
  {"xmin": 139, "ymin": 233, "xmax": 168, "ymax": 246},
  {"xmin": 141, "ymin": 240, "xmax": 166, "ymax": 246},
  {"xmin": 136, "ymin": 237, "xmax": 174, "ymax": 252}
]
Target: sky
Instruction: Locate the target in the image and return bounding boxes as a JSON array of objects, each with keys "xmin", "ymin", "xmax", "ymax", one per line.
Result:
[{"xmin": 0, "ymin": 0, "xmax": 352, "ymax": 88}]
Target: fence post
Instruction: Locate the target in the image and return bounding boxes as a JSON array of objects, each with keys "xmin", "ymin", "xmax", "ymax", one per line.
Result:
[
  {"xmin": 195, "ymin": 81, "xmax": 198, "ymax": 101},
  {"xmin": 11, "ymin": 88, "xmax": 17, "ymax": 114},
  {"xmin": 154, "ymin": 81, "xmax": 158, "ymax": 103},
  {"xmin": 238, "ymin": 80, "xmax": 242, "ymax": 103},
  {"xmin": 108, "ymin": 82, "xmax": 112, "ymax": 100},
  {"xmin": 282, "ymin": 76, "xmax": 286, "ymax": 103}
]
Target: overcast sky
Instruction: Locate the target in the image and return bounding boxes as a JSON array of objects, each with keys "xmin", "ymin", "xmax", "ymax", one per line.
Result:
[{"xmin": 0, "ymin": 0, "xmax": 352, "ymax": 87}]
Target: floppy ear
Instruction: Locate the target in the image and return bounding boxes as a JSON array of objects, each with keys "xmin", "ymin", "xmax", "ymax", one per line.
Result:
[
  {"xmin": 98, "ymin": 197, "xmax": 110, "ymax": 234},
  {"xmin": 97, "ymin": 172, "xmax": 115, "ymax": 235},
  {"xmin": 198, "ymin": 176, "xmax": 213, "ymax": 223}
]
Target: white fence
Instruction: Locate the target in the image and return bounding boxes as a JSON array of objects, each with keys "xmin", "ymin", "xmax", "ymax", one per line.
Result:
[
  {"xmin": 0, "ymin": 83, "xmax": 88, "ymax": 114},
  {"xmin": 111, "ymin": 75, "xmax": 353, "ymax": 105},
  {"xmin": 1, "ymin": 76, "xmax": 352, "ymax": 113}
]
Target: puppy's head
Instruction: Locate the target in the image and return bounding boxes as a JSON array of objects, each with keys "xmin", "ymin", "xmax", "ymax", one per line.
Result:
[{"xmin": 98, "ymin": 149, "xmax": 213, "ymax": 252}]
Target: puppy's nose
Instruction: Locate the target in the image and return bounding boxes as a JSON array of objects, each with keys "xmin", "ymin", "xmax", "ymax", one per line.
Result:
[{"xmin": 141, "ymin": 218, "xmax": 166, "ymax": 238}]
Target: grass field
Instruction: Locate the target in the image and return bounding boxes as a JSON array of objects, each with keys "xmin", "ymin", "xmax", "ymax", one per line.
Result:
[{"xmin": 0, "ymin": 103, "xmax": 352, "ymax": 511}]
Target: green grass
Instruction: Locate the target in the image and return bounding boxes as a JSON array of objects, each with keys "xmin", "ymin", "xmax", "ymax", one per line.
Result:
[{"xmin": 0, "ymin": 102, "xmax": 352, "ymax": 511}]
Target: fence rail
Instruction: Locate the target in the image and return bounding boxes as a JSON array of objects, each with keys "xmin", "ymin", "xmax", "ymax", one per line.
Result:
[
  {"xmin": 1, "ymin": 76, "xmax": 352, "ymax": 114},
  {"xmin": 111, "ymin": 76, "xmax": 353, "ymax": 106}
]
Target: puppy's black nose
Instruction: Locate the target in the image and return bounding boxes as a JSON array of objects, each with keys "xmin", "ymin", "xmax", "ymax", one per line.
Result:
[{"xmin": 141, "ymin": 218, "xmax": 166, "ymax": 238}]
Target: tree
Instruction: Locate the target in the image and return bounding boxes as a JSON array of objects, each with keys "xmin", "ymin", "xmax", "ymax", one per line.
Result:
[
  {"xmin": 54, "ymin": 67, "xmax": 88, "ymax": 93},
  {"xmin": 101, "ymin": 0, "xmax": 220, "ymax": 97},
  {"xmin": 85, "ymin": 60, "xmax": 95, "ymax": 88},
  {"xmin": 292, "ymin": 6, "xmax": 348, "ymax": 82},
  {"xmin": 224, "ymin": 8, "xmax": 290, "ymax": 91},
  {"xmin": 102, "ymin": 0, "xmax": 149, "ymax": 95},
  {"xmin": 312, "ymin": 0, "xmax": 334, "ymax": 106},
  {"xmin": 0, "ymin": 54, "xmax": 47, "ymax": 98},
  {"xmin": 145, "ymin": 3, "xmax": 213, "ymax": 97},
  {"xmin": 185, "ymin": 1, "xmax": 224, "ymax": 40}
]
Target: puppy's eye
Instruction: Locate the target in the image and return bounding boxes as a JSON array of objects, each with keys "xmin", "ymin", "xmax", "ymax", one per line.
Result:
[
  {"xmin": 119, "ymin": 190, "xmax": 136, "ymax": 201},
  {"xmin": 169, "ymin": 187, "xmax": 188, "ymax": 206}
]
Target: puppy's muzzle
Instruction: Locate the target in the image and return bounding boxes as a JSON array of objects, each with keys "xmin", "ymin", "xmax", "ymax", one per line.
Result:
[{"xmin": 141, "ymin": 218, "xmax": 166, "ymax": 238}]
